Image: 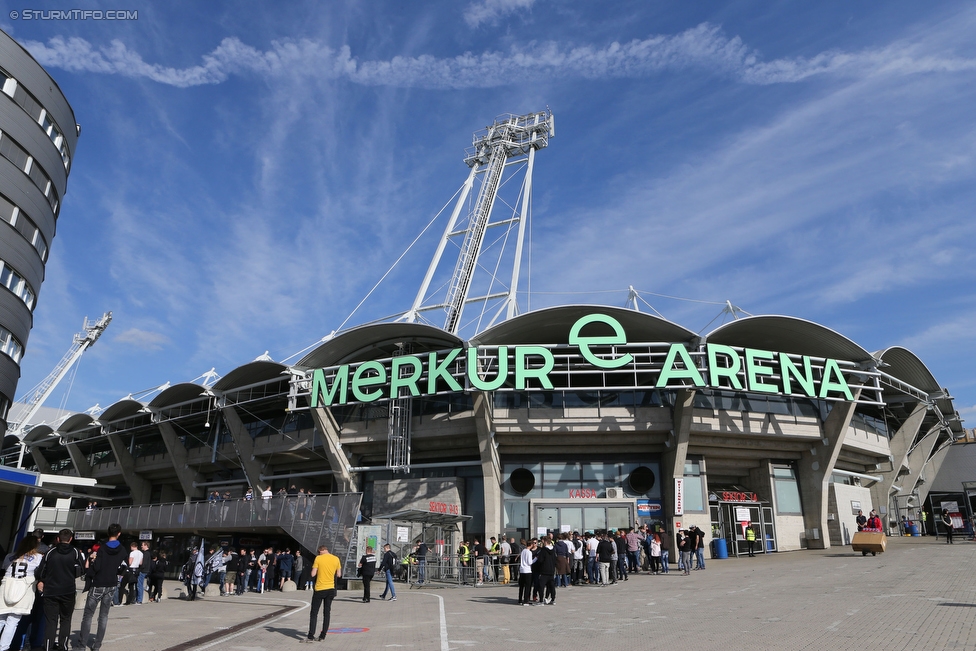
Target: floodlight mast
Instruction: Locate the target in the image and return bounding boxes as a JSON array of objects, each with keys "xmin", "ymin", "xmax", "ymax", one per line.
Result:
[
  {"xmin": 404, "ymin": 109, "xmax": 554, "ymax": 335},
  {"xmin": 9, "ymin": 311, "xmax": 112, "ymax": 464}
]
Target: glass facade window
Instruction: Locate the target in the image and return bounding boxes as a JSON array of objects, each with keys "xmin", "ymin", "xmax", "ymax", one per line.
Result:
[
  {"xmin": 12, "ymin": 84, "xmax": 42, "ymax": 122},
  {"xmin": 0, "ymin": 197, "xmax": 49, "ymax": 262},
  {"xmin": 0, "ymin": 68, "xmax": 71, "ymax": 172},
  {"xmin": 0, "ymin": 133, "xmax": 29, "ymax": 171},
  {"xmin": 0, "ymin": 325, "xmax": 24, "ymax": 362},
  {"xmin": 773, "ymin": 464, "xmax": 803, "ymax": 514},
  {"xmin": 683, "ymin": 460, "xmax": 705, "ymax": 512},
  {"xmin": 0, "ymin": 134, "xmax": 59, "ymax": 215},
  {"xmin": 0, "ymin": 262, "xmax": 34, "ymax": 309}
]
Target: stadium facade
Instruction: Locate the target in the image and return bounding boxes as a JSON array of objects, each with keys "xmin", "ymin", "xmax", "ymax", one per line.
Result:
[
  {"xmin": 15, "ymin": 305, "xmax": 964, "ymax": 555},
  {"xmin": 0, "ymin": 30, "xmax": 77, "ymax": 428},
  {"xmin": 2, "ymin": 106, "xmax": 964, "ymax": 557}
]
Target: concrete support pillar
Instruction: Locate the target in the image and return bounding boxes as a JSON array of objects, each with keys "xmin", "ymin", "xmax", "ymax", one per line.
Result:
[
  {"xmin": 65, "ymin": 441, "xmax": 92, "ymax": 477},
  {"xmin": 308, "ymin": 406, "xmax": 357, "ymax": 493},
  {"xmin": 106, "ymin": 432, "xmax": 152, "ymax": 504},
  {"xmin": 156, "ymin": 420, "xmax": 206, "ymax": 501},
  {"xmin": 915, "ymin": 442, "xmax": 952, "ymax": 507},
  {"xmin": 29, "ymin": 447, "xmax": 51, "ymax": 474},
  {"xmin": 899, "ymin": 427, "xmax": 940, "ymax": 497},
  {"xmin": 473, "ymin": 392, "xmax": 502, "ymax": 538},
  {"xmin": 220, "ymin": 405, "xmax": 273, "ymax": 494},
  {"xmin": 797, "ymin": 392, "xmax": 860, "ymax": 549},
  {"xmin": 870, "ymin": 403, "xmax": 926, "ymax": 525},
  {"xmin": 898, "ymin": 425, "xmax": 942, "ymax": 506},
  {"xmin": 662, "ymin": 389, "xmax": 695, "ymax": 534}
]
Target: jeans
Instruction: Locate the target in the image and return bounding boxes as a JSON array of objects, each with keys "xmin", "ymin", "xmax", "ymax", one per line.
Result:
[
  {"xmin": 627, "ymin": 550, "xmax": 640, "ymax": 572},
  {"xmin": 307, "ymin": 588, "xmax": 336, "ymax": 639},
  {"xmin": 587, "ymin": 557, "xmax": 598, "ymax": 583},
  {"xmin": 681, "ymin": 551, "xmax": 692, "ymax": 574},
  {"xmin": 417, "ymin": 558, "xmax": 426, "ymax": 584},
  {"xmin": 79, "ymin": 586, "xmax": 114, "ymax": 651},
  {"xmin": 379, "ymin": 569, "xmax": 396, "ymax": 599},
  {"xmin": 661, "ymin": 550, "xmax": 670, "ymax": 573},
  {"xmin": 617, "ymin": 555, "xmax": 628, "ymax": 579},
  {"xmin": 695, "ymin": 548, "xmax": 705, "ymax": 569},
  {"xmin": 137, "ymin": 572, "xmax": 148, "ymax": 603},
  {"xmin": 216, "ymin": 571, "xmax": 227, "ymax": 593}
]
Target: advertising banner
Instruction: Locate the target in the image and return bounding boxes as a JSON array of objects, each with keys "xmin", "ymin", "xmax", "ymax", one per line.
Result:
[{"xmin": 674, "ymin": 478, "xmax": 684, "ymax": 516}]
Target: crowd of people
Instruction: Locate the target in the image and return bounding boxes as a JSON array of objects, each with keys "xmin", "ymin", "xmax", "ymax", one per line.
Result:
[
  {"xmin": 0, "ymin": 525, "xmax": 125, "ymax": 651},
  {"xmin": 179, "ymin": 545, "xmax": 309, "ymax": 599},
  {"xmin": 204, "ymin": 485, "xmax": 320, "ymax": 522},
  {"xmin": 0, "ymin": 523, "xmax": 322, "ymax": 651}
]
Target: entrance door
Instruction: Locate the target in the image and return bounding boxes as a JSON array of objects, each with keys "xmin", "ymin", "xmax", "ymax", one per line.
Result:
[{"xmin": 716, "ymin": 503, "xmax": 768, "ymax": 557}]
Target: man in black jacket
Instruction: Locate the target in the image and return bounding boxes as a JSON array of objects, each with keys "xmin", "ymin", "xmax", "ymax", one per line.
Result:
[
  {"xmin": 37, "ymin": 528, "xmax": 84, "ymax": 651},
  {"xmin": 78, "ymin": 523, "xmax": 129, "ymax": 651},
  {"xmin": 596, "ymin": 533, "xmax": 615, "ymax": 585},
  {"xmin": 377, "ymin": 544, "xmax": 397, "ymax": 601}
]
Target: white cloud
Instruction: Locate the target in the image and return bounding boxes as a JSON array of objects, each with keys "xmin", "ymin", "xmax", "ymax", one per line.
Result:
[
  {"xmin": 22, "ymin": 22, "xmax": 976, "ymax": 90},
  {"xmin": 464, "ymin": 0, "xmax": 535, "ymax": 28},
  {"xmin": 114, "ymin": 327, "xmax": 170, "ymax": 351},
  {"xmin": 898, "ymin": 312, "xmax": 976, "ymax": 354}
]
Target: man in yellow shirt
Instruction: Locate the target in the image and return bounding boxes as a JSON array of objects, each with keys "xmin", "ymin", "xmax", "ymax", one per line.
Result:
[{"xmin": 303, "ymin": 545, "xmax": 342, "ymax": 643}]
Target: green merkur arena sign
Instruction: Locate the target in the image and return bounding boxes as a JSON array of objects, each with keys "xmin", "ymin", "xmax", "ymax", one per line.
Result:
[{"xmin": 310, "ymin": 313, "xmax": 854, "ymax": 408}]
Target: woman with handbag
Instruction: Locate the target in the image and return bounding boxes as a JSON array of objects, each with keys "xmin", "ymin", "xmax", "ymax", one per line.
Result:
[{"xmin": 0, "ymin": 536, "xmax": 42, "ymax": 651}]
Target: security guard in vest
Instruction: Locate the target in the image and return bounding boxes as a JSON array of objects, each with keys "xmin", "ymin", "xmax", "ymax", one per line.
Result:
[
  {"xmin": 458, "ymin": 541, "xmax": 471, "ymax": 585},
  {"xmin": 745, "ymin": 525, "xmax": 757, "ymax": 557},
  {"xmin": 488, "ymin": 537, "xmax": 501, "ymax": 583}
]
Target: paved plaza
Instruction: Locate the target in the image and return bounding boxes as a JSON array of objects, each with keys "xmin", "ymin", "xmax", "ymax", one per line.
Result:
[{"xmin": 65, "ymin": 536, "xmax": 974, "ymax": 651}]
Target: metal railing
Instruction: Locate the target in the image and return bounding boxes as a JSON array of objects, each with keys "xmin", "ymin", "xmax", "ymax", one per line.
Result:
[
  {"xmin": 389, "ymin": 554, "xmax": 514, "ymax": 586},
  {"xmin": 37, "ymin": 493, "xmax": 362, "ymax": 573}
]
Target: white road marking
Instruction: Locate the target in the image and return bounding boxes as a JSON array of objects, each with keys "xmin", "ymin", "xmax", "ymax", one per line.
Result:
[{"xmin": 420, "ymin": 592, "xmax": 450, "ymax": 651}]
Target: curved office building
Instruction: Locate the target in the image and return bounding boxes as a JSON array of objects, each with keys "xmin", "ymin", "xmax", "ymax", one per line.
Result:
[
  {"xmin": 16, "ymin": 304, "xmax": 964, "ymax": 557},
  {"xmin": 0, "ymin": 30, "xmax": 77, "ymax": 427}
]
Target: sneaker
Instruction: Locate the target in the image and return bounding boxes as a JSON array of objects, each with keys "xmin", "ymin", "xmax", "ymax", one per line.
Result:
[{"xmin": 391, "ymin": 596, "xmax": 397, "ymax": 601}]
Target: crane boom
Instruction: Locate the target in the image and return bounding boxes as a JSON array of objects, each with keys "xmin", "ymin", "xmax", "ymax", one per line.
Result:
[{"xmin": 8, "ymin": 311, "xmax": 112, "ymax": 440}]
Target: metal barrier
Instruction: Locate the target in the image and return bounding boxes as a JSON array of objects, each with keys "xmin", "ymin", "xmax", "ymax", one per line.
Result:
[{"xmin": 394, "ymin": 554, "xmax": 514, "ymax": 586}]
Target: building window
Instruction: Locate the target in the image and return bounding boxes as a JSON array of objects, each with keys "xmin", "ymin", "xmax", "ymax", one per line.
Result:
[
  {"xmin": 0, "ymin": 132, "xmax": 59, "ymax": 215},
  {"xmin": 0, "ymin": 133, "xmax": 29, "ymax": 171},
  {"xmin": 0, "ymin": 194, "xmax": 49, "ymax": 262},
  {"xmin": 0, "ymin": 325, "xmax": 23, "ymax": 362},
  {"xmin": 772, "ymin": 464, "xmax": 803, "ymax": 515},
  {"xmin": 1, "ymin": 67, "xmax": 72, "ymax": 172},
  {"xmin": 0, "ymin": 261, "xmax": 36, "ymax": 309},
  {"xmin": 683, "ymin": 459, "xmax": 706, "ymax": 512},
  {"xmin": 11, "ymin": 84, "xmax": 42, "ymax": 122}
]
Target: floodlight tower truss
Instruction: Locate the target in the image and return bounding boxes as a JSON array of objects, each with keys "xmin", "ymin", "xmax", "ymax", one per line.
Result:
[
  {"xmin": 387, "ymin": 343, "xmax": 413, "ymax": 471},
  {"xmin": 404, "ymin": 109, "xmax": 554, "ymax": 336}
]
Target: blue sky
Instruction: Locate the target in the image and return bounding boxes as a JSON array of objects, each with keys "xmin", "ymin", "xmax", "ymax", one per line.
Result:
[{"xmin": 2, "ymin": 1, "xmax": 974, "ymax": 423}]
